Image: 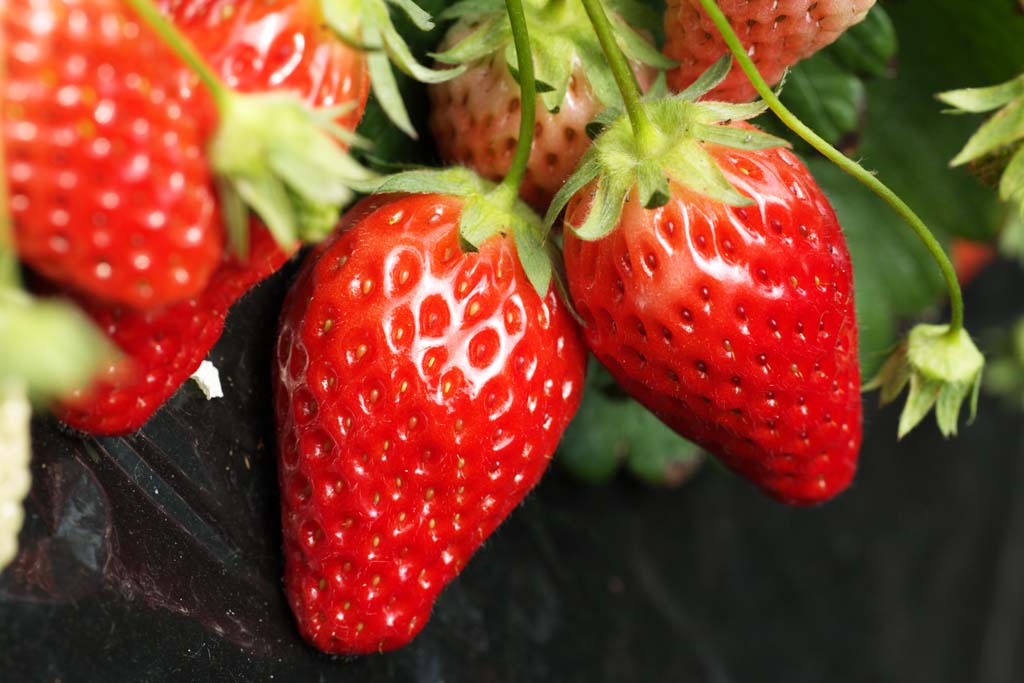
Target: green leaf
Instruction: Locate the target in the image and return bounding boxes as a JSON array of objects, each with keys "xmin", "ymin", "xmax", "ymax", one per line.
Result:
[
  {"xmin": 826, "ymin": 4, "xmax": 897, "ymax": 78},
  {"xmin": 559, "ymin": 361, "xmax": 704, "ymax": 488},
  {"xmin": 780, "ymin": 54, "xmax": 865, "ymax": 147}
]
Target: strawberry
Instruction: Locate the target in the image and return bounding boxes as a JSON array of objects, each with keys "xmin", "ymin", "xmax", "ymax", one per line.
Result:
[
  {"xmin": 55, "ymin": 224, "xmax": 289, "ymax": 435},
  {"xmin": 664, "ymin": 0, "xmax": 876, "ymax": 102},
  {"xmin": 274, "ymin": 188, "xmax": 586, "ymax": 653},
  {"xmin": 49, "ymin": 0, "xmax": 380, "ymax": 435},
  {"xmin": 428, "ymin": 0, "xmax": 667, "ymax": 209},
  {"xmin": 3, "ymin": 0, "xmax": 224, "ymax": 309},
  {"xmin": 548, "ymin": 59, "xmax": 862, "ymax": 505},
  {"xmin": 160, "ymin": 0, "xmax": 371, "ymax": 137}
]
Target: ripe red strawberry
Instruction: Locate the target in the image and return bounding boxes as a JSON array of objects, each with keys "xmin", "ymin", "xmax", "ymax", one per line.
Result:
[
  {"xmin": 274, "ymin": 192, "xmax": 586, "ymax": 653},
  {"xmin": 428, "ymin": 1, "xmax": 664, "ymax": 209},
  {"xmin": 49, "ymin": 0, "xmax": 376, "ymax": 435},
  {"xmin": 664, "ymin": 0, "xmax": 875, "ymax": 102},
  {"xmin": 3, "ymin": 0, "xmax": 224, "ymax": 309},
  {"xmin": 562, "ymin": 126, "xmax": 862, "ymax": 505},
  {"xmin": 161, "ymin": 0, "xmax": 371, "ymax": 137},
  {"xmin": 56, "ymin": 224, "xmax": 290, "ymax": 435}
]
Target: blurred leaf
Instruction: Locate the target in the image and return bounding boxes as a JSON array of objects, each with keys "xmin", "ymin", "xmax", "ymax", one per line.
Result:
[
  {"xmin": 826, "ymin": 4, "xmax": 897, "ymax": 78},
  {"xmin": 779, "ymin": 54, "xmax": 865, "ymax": 148},
  {"xmin": 559, "ymin": 360, "xmax": 704, "ymax": 487}
]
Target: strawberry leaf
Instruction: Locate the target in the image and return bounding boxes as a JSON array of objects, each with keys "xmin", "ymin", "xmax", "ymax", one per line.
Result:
[
  {"xmin": 559, "ymin": 360, "xmax": 705, "ymax": 487},
  {"xmin": 825, "ymin": 4, "xmax": 897, "ymax": 78}
]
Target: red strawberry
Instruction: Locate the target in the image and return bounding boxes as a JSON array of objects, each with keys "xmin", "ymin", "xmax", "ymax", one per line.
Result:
[
  {"xmin": 161, "ymin": 0, "xmax": 371, "ymax": 137},
  {"xmin": 428, "ymin": 2, "xmax": 664, "ymax": 209},
  {"xmin": 3, "ymin": 0, "xmax": 223, "ymax": 309},
  {"xmin": 274, "ymin": 192, "xmax": 586, "ymax": 653},
  {"xmin": 664, "ymin": 0, "xmax": 875, "ymax": 102},
  {"xmin": 51, "ymin": 0, "xmax": 375, "ymax": 435},
  {"xmin": 56, "ymin": 224, "xmax": 290, "ymax": 435},
  {"xmin": 562, "ymin": 125, "xmax": 862, "ymax": 504}
]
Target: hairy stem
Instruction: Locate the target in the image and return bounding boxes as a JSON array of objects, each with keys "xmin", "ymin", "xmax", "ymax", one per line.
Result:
[
  {"xmin": 498, "ymin": 0, "xmax": 537, "ymax": 200},
  {"xmin": 695, "ymin": 0, "xmax": 964, "ymax": 333},
  {"xmin": 579, "ymin": 0, "xmax": 657, "ymax": 149},
  {"xmin": 123, "ymin": 0, "xmax": 230, "ymax": 109}
]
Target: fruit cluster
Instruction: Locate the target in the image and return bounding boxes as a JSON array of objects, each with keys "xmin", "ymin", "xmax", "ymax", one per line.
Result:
[{"xmin": 0, "ymin": 0, "xmax": 987, "ymax": 657}]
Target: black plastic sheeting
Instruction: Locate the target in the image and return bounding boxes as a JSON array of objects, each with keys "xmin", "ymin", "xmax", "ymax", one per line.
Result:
[{"xmin": 3, "ymin": 258, "xmax": 1024, "ymax": 682}]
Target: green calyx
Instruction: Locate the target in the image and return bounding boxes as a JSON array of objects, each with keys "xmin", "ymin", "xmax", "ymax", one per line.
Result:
[
  {"xmin": 0, "ymin": 289, "xmax": 116, "ymax": 402},
  {"xmin": 939, "ymin": 72, "xmax": 1024, "ymax": 221},
  {"xmin": 210, "ymin": 92, "xmax": 378, "ymax": 255},
  {"xmin": 434, "ymin": 0, "xmax": 673, "ymax": 113},
  {"xmin": 546, "ymin": 57, "xmax": 789, "ymax": 240},
  {"xmin": 319, "ymin": 0, "xmax": 464, "ymax": 138},
  {"xmin": 865, "ymin": 324, "xmax": 985, "ymax": 439},
  {"xmin": 373, "ymin": 167, "xmax": 554, "ymax": 296}
]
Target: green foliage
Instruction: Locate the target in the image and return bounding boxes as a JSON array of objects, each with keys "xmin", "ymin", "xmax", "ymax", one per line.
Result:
[{"xmin": 559, "ymin": 360, "xmax": 704, "ymax": 487}]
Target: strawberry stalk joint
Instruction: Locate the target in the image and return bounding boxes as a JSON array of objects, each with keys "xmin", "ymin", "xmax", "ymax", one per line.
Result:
[
  {"xmin": 693, "ymin": 0, "xmax": 985, "ymax": 439},
  {"xmin": 319, "ymin": 0, "xmax": 465, "ymax": 138},
  {"xmin": 123, "ymin": 0, "xmax": 377, "ymax": 255}
]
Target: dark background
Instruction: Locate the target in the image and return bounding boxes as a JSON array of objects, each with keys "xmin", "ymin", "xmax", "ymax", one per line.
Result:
[{"xmin": 1, "ymin": 256, "xmax": 1022, "ymax": 683}]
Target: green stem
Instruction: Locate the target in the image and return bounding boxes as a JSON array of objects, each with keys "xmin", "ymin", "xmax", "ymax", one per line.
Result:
[
  {"xmin": 579, "ymin": 0, "xmax": 657, "ymax": 149},
  {"xmin": 695, "ymin": 0, "xmax": 964, "ymax": 333},
  {"xmin": 123, "ymin": 0, "xmax": 230, "ymax": 108},
  {"xmin": 497, "ymin": 0, "xmax": 536, "ymax": 201}
]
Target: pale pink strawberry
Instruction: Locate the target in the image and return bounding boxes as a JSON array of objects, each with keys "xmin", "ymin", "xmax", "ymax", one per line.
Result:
[
  {"xmin": 429, "ymin": 3, "xmax": 664, "ymax": 209},
  {"xmin": 665, "ymin": 0, "xmax": 875, "ymax": 102}
]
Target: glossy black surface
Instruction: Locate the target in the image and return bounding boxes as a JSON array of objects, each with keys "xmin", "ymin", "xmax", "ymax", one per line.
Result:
[{"xmin": 2, "ymin": 259, "xmax": 1023, "ymax": 682}]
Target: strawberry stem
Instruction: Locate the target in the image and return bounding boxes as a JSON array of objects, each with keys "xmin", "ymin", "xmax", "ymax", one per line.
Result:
[
  {"xmin": 579, "ymin": 0, "xmax": 657, "ymax": 152},
  {"xmin": 122, "ymin": 0, "xmax": 230, "ymax": 109},
  {"xmin": 497, "ymin": 0, "xmax": 536, "ymax": 201},
  {"xmin": 694, "ymin": 0, "xmax": 964, "ymax": 333}
]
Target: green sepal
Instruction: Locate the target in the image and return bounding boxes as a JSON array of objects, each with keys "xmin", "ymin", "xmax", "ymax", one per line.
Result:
[
  {"xmin": 0, "ymin": 378, "xmax": 31, "ymax": 571},
  {"xmin": 371, "ymin": 168, "xmax": 555, "ymax": 297},
  {"xmin": 0, "ymin": 290, "xmax": 115, "ymax": 401},
  {"xmin": 676, "ymin": 55, "xmax": 732, "ymax": 101},
  {"xmin": 552, "ymin": 68, "xmax": 790, "ymax": 237},
  {"xmin": 938, "ymin": 74, "xmax": 1024, "ymax": 114},
  {"xmin": 940, "ymin": 74, "xmax": 1024, "ymax": 184},
  {"xmin": 320, "ymin": 0, "xmax": 463, "ymax": 138},
  {"xmin": 210, "ymin": 92, "xmax": 378, "ymax": 255},
  {"xmin": 999, "ymin": 146, "xmax": 1024, "ymax": 210},
  {"xmin": 865, "ymin": 323, "xmax": 985, "ymax": 439}
]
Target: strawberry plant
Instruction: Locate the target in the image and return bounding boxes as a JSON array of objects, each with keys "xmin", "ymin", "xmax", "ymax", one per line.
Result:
[{"xmin": 3, "ymin": 0, "xmax": 1023, "ymax": 661}]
